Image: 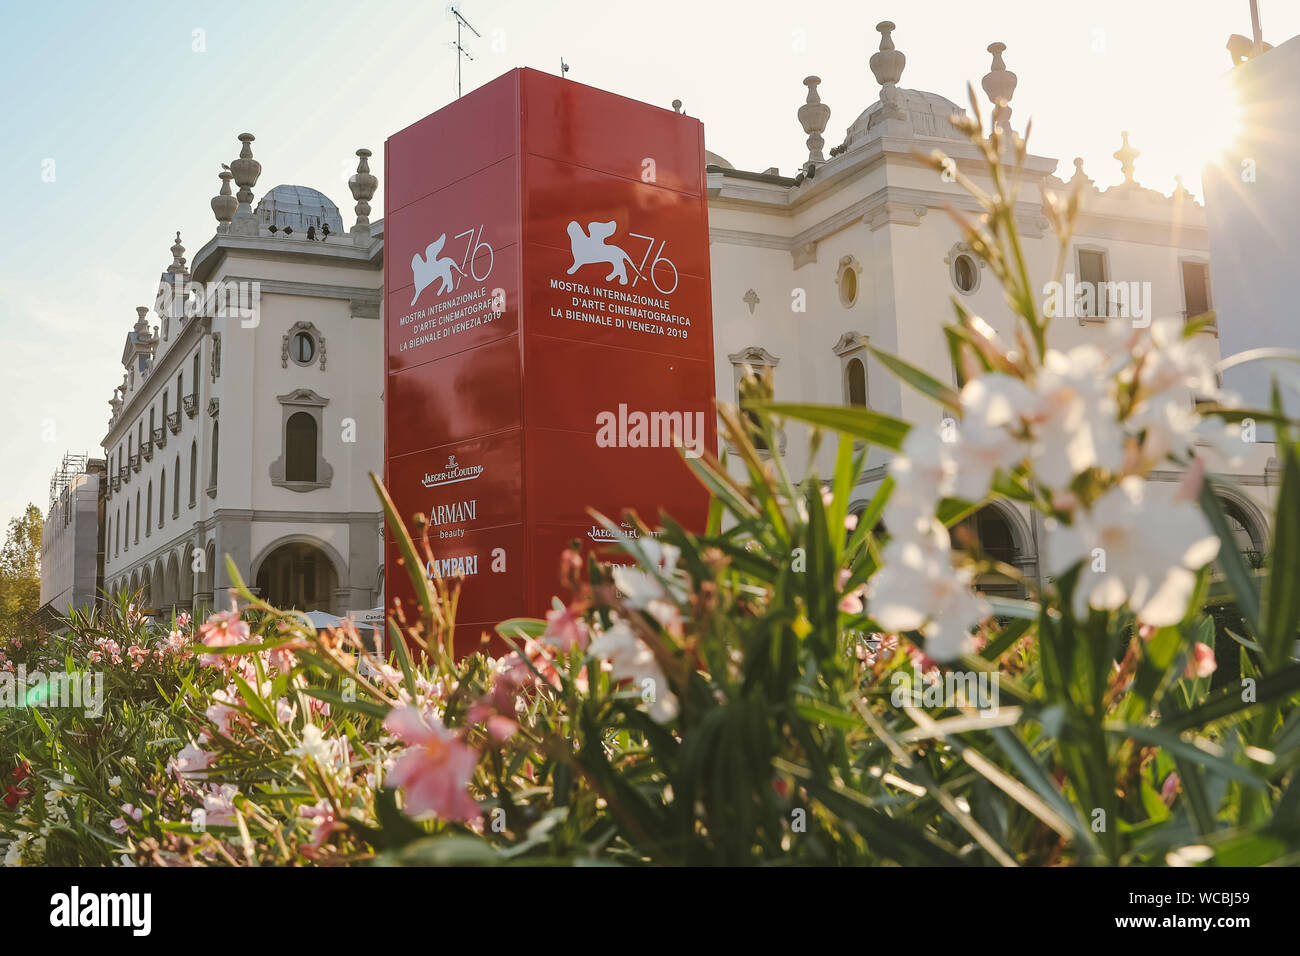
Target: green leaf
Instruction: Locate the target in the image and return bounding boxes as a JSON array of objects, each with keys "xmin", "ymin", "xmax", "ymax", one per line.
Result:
[
  {"xmin": 1262, "ymin": 445, "xmax": 1300, "ymax": 669},
  {"xmin": 370, "ymin": 472, "xmax": 439, "ymax": 624},
  {"xmin": 1199, "ymin": 479, "xmax": 1261, "ymax": 638},
  {"xmin": 750, "ymin": 402, "xmax": 910, "ymax": 451},
  {"xmin": 869, "ymin": 346, "xmax": 962, "ymax": 411},
  {"xmin": 303, "ymin": 687, "xmax": 391, "ymax": 721},
  {"xmin": 1106, "ymin": 723, "xmax": 1267, "ymax": 790}
]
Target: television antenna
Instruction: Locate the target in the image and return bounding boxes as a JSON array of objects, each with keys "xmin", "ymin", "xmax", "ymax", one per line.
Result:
[{"xmin": 448, "ymin": 4, "xmax": 481, "ymax": 98}]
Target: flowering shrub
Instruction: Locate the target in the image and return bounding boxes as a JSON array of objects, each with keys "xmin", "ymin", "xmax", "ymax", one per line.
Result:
[{"xmin": 3, "ymin": 96, "xmax": 1299, "ymax": 866}]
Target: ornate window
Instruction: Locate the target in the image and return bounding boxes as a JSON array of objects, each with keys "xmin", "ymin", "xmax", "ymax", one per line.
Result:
[
  {"xmin": 208, "ymin": 422, "xmax": 219, "ymax": 497},
  {"xmin": 270, "ymin": 389, "xmax": 334, "ymax": 492},
  {"xmin": 836, "ymin": 255, "xmax": 862, "ymax": 308},
  {"xmin": 946, "ymin": 242, "xmax": 983, "ymax": 295},
  {"xmin": 283, "ymin": 322, "xmax": 326, "ymax": 369},
  {"xmin": 832, "ymin": 332, "xmax": 871, "ymax": 409},
  {"xmin": 727, "ymin": 347, "xmax": 784, "ymax": 454},
  {"xmin": 1179, "ymin": 257, "xmax": 1214, "ymax": 328}
]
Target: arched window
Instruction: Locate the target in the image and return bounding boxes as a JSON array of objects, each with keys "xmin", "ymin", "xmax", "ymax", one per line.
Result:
[
  {"xmin": 285, "ymin": 413, "xmax": 318, "ymax": 482},
  {"xmin": 189, "ymin": 441, "xmax": 197, "ymax": 507},
  {"xmin": 145, "ymin": 483, "xmax": 153, "ymax": 537},
  {"xmin": 173, "ymin": 455, "xmax": 180, "ymax": 518},
  {"xmin": 1219, "ymin": 497, "xmax": 1265, "ymax": 568},
  {"xmin": 134, "ymin": 491, "xmax": 140, "ymax": 543},
  {"xmin": 209, "ymin": 422, "xmax": 219, "ymax": 492},
  {"xmin": 846, "ymin": 357, "xmax": 867, "ymax": 408},
  {"xmin": 115, "ymin": 509, "xmax": 121, "ymax": 556},
  {"xmin": 106, "ymin": 515, "xmax": 112, "ymax": 557},
  {"xmin": 159, "ymin": 469, "xmax": 166, "ymax": 528},
  {"xmin": 125, "ymin": 501, "xmax": 131, "ymax": 551}
]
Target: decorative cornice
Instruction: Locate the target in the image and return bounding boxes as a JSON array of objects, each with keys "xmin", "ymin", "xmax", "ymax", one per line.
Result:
[
  {"xmin": 832, "ymin": 331, "xmax": 869, "ymax": 356},
  {"xmin": 728, "ymin": 345, "xmax": 781, "ymax": 366}
]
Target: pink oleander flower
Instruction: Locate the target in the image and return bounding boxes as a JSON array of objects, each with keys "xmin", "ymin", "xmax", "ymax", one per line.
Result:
[
  {"xmin": 111, "ymin": 803, "xmax": 143, "ymax": 833},
  {"xmin": 543, "ymin": 604, "xmax": 589, "ymax": 652},
  {"xmin": 170, "ymin": 741, "xmax": 215, "ymax": 780},
  {"xmin": 839, "ymin": 569, "xmax": 866, "ymax": 616},
  {"xmin": 384, "ymin": 705, "xmax": 481, "ymax": 824},
  {"xmin": 175, "ymin": 612, "xmax": 192, "ymax": 630},
  {"xmin": 1185, "ymin": 642, "xmax": 1217, "ymax": 679},
  {"xmin": 299, "ymin": 798, "xmax": 345, "ymax": 851},
  {"xmin": 201, "ymin": 784, "xmax": 239, "ymax": 828},
  {"xmin": 198, "ymin": 602, "xmax": 253, "ymax": 667},
  {"xmin": 1161, "ymin": 772, "xmax": 1180, "ymax": 804},
  {"xmin": 205, "ymin": 687, "xmax": 241, "ymax": 736}
]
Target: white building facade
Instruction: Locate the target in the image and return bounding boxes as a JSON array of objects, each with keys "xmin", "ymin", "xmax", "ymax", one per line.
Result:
[
  {"xmin": 90, "ymin": 23, "xmax": 1283, "ymax": 616},
  {"xmin": 38, "ymin": 454, "xmax": 105, "ymax": 622},
  {"xmin": 705, "ymin": 22, "xmax": 1277, "ymax": 591},
  {"xmin": 101, "ymin": 137, "xmax": 384, "ymax": 616}
]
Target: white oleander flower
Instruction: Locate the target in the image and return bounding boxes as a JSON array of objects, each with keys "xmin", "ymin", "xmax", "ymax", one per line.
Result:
[
  {"xmin": 1027, "ymin": 346, "xmax": 1126, "ymax": 489},
  {"xmin": 589, "ymin": 620, "xmax": 679, "ymax": 723},
  {"xmin": 867, "ymin": 518, "xmax": 991, "ymax": 660},
  {"xmin": 1046, "ymin": 475, "xmax": 1220, "ymax": 626},
  {"xmin": 1131, "ymin": 318, "xmax": 1221, "ymax": 400}
]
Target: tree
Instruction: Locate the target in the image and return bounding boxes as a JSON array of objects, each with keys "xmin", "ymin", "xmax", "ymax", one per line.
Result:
[{"xmin": 0, "ymin": 503, "xmax": 42, "ymax": 643}]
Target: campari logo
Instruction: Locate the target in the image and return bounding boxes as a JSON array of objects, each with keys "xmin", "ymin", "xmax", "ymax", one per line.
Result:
[
  {"xmin": 425, "ymin": 553, "xmax": 480, "ymax": 578},
  {"xmin": 410, "ymin": 224, "xmax": 495, "ymax": 305},
  {"xmin": 566, "ymin": 219, "xmax": 678, "ymax": 294},
  {"xmin": 421, "ymin": 454, "xmax": 485, "ymax": 489}
]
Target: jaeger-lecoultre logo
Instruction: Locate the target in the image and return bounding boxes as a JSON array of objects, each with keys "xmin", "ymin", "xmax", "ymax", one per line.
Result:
[{"xmin": 421, "ymin": 454, "xmax": 485, "ymax": 489}]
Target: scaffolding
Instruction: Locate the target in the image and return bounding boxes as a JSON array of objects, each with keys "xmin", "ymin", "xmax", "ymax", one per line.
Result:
[{"xmin": 48, "ymin": 452, "xmax": 90, "ymax": 515}]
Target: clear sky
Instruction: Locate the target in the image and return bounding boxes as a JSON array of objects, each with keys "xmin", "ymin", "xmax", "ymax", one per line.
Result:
[{"xmin": 0, "ymin": 0, "xmax": 1295, "ymax": 528}]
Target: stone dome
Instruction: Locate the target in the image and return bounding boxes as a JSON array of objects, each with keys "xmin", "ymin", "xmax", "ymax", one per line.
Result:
[
  {"xmin": 844, "ymin": 88, "xmax": 969, "ymax": 149},
  {"xmin": 704, "ymin": 150, "xmax": 734, "ymax": 169},
  {"xmin": 254, "ymin": 184, "xmax": 344, "ymax": 233}
]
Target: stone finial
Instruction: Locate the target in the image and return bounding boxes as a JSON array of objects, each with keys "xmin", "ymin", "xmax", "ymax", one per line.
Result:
[
  {"xmin": 134, "ymin": 306, "xmax": 150, "ymax": 331},
  {"xmin": 672, "ymin": 99, "xmax": 683, "ymax": 113},
  {"xmin": 1068, "ymin": 157, "xmax": 1094, "ymax": 190},
  {"xmin": 168, "ymin": 231, "xmax": 187, "ymax": 276},
  {"xmin": 1114, "ymin": 131, "xmax": 1140, "ymax": 186},
  {"xmin": 981, "ymin": 42, "xmax": 1017, "ymax": 135},
  {"xmin": 798, "ymin": 76, "xmax": 831, "ymax": 166},
  {"xmin": 230, "ymin": 133, "xmax": 261, "ymax": 209},
  {"xmin": 211, "ymin": 168, "xmax": 236, "ymax": 233},
  {"xmin": 348, "ymin": 148, "xmax": 378, "ymax": 238},
  {"xmin": 229, "ymin": 133, "xmax": 262, "ymax": 235},
  {"xmin": 870, "ymin": 21, "xmax": 907, "ymax": 121}
]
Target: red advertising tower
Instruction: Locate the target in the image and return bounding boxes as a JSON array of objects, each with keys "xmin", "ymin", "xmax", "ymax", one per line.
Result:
[{"xmin": 384, "ymin": 69, "xmax": 716, "ymax": 651}]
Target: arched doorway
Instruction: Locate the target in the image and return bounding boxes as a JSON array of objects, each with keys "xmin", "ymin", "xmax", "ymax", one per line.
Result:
[
  {"xmin": 1218, "ymin": 495, "xmax": 1267, "ymax": 570},
  {"xmin": 950, "ymin": 504, "xmax": 1025, "ymax": 598},
  {"xmin": 255, "ymin": 541, "xmax": 339, "ymax": 613},
  {"xmin": 163, "ymin": 552, "xmax": 181, "ymax": 615}
]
